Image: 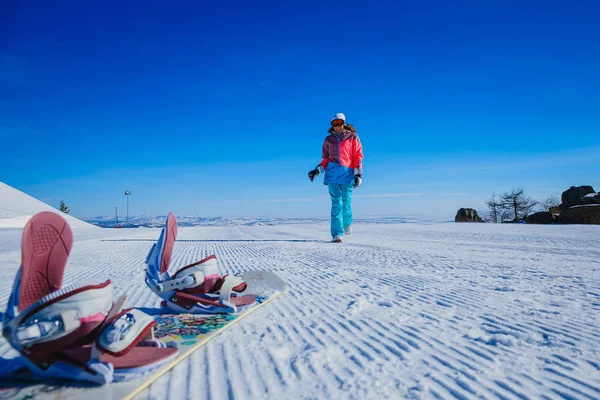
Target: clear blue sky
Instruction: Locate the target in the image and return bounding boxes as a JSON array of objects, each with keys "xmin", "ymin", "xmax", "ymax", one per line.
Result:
[{"xmin": 1, "ymin": 0, "xmax": 599, "ymax": 219}]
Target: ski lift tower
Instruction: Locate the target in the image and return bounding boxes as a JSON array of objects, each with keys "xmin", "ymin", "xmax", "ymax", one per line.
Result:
[{"xmin": 124, "ymin": 190, "xmax": 132, "ymax": 227}]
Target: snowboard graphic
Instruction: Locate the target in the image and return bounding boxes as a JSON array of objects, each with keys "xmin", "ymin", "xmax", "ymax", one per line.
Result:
[{"xmin": 0, "ymin": 270, "xmax": 286, "ymax": 400}]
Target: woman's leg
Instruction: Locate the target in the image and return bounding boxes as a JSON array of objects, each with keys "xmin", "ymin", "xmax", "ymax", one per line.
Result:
[
  {"xmin": 328, "ymin": 183, "xmax": 344, "ymax": 238},
  {"xmin": 341, "ymin": 184, "xmax": 353, "ymax": 229}
]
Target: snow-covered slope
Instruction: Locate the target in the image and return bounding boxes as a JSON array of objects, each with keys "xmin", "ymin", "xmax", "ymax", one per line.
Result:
[
  {"xmin": 0, "ymin": 221, "xmax": 598, "ymax": 399},
  {"xmin": 0, "ymin": 181, "xmax": 97, "ymax": 229}
]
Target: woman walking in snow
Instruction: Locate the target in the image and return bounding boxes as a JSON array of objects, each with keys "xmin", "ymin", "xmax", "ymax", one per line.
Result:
[{"xmin": 308, "ymin": 113, "xmax": 364, "ymax": 243}]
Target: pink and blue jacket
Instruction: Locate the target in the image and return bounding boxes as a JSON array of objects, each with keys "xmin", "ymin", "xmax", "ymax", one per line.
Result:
[{"xmin": 320, "ymin": 129, "xmax": 364, "ymax": 185}]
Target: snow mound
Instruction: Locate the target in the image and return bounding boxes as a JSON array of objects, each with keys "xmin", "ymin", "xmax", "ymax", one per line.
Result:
[{"xmin": 0, "ymin": 181, "xmax": 97, "ymax": 229}]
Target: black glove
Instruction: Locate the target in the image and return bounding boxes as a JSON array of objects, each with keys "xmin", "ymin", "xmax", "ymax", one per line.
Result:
[
  {"xmin": 353, "ymin": 174, "xmax": 362, "ymax": 189},
  {"xmin": 308, "ymin": 168, "xmax": 320, "ymax": 182}
]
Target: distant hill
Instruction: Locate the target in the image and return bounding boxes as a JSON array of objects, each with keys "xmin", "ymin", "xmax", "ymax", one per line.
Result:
[
  {"xmin": 80, "ymin": 215, "xmax": 435, "ymax": 228},
  {"xmin": 0, "ymin": 182, "xmax": 98, "ymax": 229}
]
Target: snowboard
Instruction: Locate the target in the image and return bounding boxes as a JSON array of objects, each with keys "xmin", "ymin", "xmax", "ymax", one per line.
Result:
[{"xmin": 0, "ymin": 270, "xmax": 286, "ymax": 400}]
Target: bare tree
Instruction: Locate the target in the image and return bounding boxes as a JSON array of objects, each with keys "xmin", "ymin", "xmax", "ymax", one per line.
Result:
[
  {"xmin": 500, "ymin": 189, "xmax": 538, "ymax": 221},
  {"xmin": 500, "ymin": 207, "xmax": 512, "ymax": 222},
  {"xmin": 537, "ymin": 193, "xmax": 561, "ymax": 212},
  {"xmin": 485, "ymin": 193, "xmax": 503, "ymax": 223}
]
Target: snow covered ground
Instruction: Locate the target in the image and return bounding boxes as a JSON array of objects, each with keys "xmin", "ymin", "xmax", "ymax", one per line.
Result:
[{"xmin": 1, "ymin": 219, "xmax": 599, "ymax": 399}]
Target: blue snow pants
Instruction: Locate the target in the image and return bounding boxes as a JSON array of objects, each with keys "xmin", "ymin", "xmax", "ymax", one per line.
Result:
[{"xmin": 327, "ymin": 183, "xmax": 353, "ymax": 238}]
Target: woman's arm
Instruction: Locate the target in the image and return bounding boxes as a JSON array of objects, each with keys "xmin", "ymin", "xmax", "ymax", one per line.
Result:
[
  {"xmin": 353, "ymin": 135, "xmax": 363, "ymax": 175},
  {"xmin": 321, "ymin": 138, "xmax": 330, "ymax": 170}
]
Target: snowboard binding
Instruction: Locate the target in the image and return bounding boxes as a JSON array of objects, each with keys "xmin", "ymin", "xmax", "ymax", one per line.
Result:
[
  {"xmin": 144, "ymin": 213, "xmax": 256, "ymax": 314},
  {"xmin": 2, "ymin": 212, "xmax": 178, "ymax": 384}
]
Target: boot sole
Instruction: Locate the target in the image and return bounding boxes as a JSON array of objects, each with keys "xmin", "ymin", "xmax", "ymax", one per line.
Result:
[{"xmin": 20, "ymin": 212, "xmax": 73, "ymax": 310}]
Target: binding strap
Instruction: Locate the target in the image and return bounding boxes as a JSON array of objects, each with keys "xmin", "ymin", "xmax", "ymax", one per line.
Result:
[
  {"xmin": 97, "ymin": 309, "xmax": 157, "ymax": 356},
  {"xmin": 3, "ymin": 281, "xmax": 113, "ymax": 353},
  {"xmin": 218, "ymin": 275, "xmax": 245, "ymax": 303},
  {"xmin": 147, "ymin": 270, "xmax": 207, "ymax": 293}
]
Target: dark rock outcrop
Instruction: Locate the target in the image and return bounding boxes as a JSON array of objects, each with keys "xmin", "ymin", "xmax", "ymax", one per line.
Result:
[
  {"xmin": 549, "ymin": 206, "xmax": 561, "ymax": 215},
  {"xmin": 561, "ymin": 186, "xmax": 596, "ymax": 210},
  {"xmin": 558, "ymin": 206, "xmax": 600, "ymax": 224},
  {"xmin": 581, "ymin": 192, "xmax": 600, "ymax": 205},
  {"xmin": 455, "ymin": 208, "xmax": 483, "ymax": 222},
  {"xmin": 526, "ymin": 212, "xmax": 555, "ymax": 224}
]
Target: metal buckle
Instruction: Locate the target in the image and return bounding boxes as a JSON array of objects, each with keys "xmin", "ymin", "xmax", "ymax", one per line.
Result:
[
  {"xmin": 15, "ymin": 316, "xmax": 66, "ymax": 346},
  {"xmin": 105, "ymin": 313, "xmax": 136, "ymax": 343}
]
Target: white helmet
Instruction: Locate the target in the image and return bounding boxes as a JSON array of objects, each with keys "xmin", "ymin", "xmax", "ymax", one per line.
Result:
[{"xmin": 331, "ymin": 112, "xmax": 346, "ymax": 122}]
